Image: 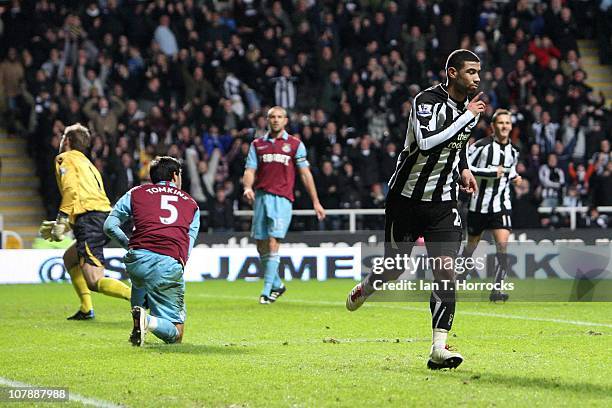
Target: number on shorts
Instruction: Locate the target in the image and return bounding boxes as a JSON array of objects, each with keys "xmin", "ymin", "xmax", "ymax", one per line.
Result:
[
  {"xmin": 503, "ymin": 214, "xmax": 512, "ymax": 228},
  {"xmin": 452, "ymin": 208, "xmax": 462, "ymax": 227},
  {"xmin": 160, "ymin": 195, "xmax": 179, "ymax": 225}
]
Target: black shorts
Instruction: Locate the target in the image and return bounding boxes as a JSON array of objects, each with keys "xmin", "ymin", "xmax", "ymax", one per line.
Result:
[
  {"xmin": 467, "ymin": 211, "xmax": 512, "ymax": 236},
  {"xmin": 73, "ymin": 211, "xmax": 110, "ymax": 267},
  {"xmin": 385, "ymin": 195, "xmax": 462, "ymax": 258}
]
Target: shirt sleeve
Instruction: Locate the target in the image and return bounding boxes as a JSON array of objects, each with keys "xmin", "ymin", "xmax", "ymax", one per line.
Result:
[
  {"xmin": 458, "ymin": 145, "xmax": 468, "ymax": 171},
  {"xmin": 412, "ymin": 94, "xmax": 477, "ymax": 152},
  {"xmin": 508, "ymin": 149, "xmax": 519, "ymax": 180},
  {"xmin": 103, "ymin": 190, "xmax": 132, "ymax": 250},
  {"xmin": 56, "ymin": 155, "xmax": 78, "ymax": 217},
  {"xmin": 245, "ymin": 142, "xmax": 258, "ymax": 169},
  {"xmin": 468, "ymin": 143, "xmax": 499, "ymax": 178},
  {"xmin": 188, "ymin": 207, "xmax": 201, "ymax": 256},
  {"xmin": 295, "ymin": 141, "xmax": 310, "ymax": 168}
]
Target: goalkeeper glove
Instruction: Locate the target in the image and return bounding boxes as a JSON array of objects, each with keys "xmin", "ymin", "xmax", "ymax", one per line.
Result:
[
  {"xmin": 51, "ymin": 213, "xmax": 71, "ymax": 241},
  {"xmin": 39, "ymin": 221, "xmax": 55, "ymax": 241}
]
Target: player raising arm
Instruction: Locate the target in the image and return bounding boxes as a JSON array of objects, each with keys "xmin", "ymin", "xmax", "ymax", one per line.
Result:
[
  {"xmin": 346, "ymin": 49, "xmax": 484, "ymax": 370},
  {"xmin": 39, "ymin": 123, "xmax": 130, "ymax": 320},
  {"xmin": 243, "ymin": 106, "xmax": 325, "ymax": 304},
  {"xmin": 103, "ymin": 157, "xmax": 200, "ymax": 346}
]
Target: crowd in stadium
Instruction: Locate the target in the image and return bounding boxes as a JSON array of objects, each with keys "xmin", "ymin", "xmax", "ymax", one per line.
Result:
[{"xmin": 0, "ymin": 0, "xmax": 611, "ymax": 231}]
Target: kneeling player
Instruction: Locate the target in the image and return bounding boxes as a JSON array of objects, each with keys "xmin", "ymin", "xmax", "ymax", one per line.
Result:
[
  {"xmin": 104, "ymin": 157, "xmax": 200, "ymax": 345},
  {"xmin": 462, "ymin": 109, "xmax": 522, "ymax": 301}
]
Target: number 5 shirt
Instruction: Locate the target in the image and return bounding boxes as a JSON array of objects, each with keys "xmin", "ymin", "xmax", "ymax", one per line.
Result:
[{"xmin": 104, "ymin": 181, "xmax": 200, "ymax": 266}]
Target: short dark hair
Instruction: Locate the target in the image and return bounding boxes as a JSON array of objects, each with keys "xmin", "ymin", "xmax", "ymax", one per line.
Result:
[
  {"xmin": 63, "ymin": 123, "xmax": 91, "ymax": 153},
  {"xmin": 150, "ymin": 156, "xmax": 182, "ymax": 184},
  {"xmin": 445, "ymin": 49, "xmax": 480, "ymax": 72}
]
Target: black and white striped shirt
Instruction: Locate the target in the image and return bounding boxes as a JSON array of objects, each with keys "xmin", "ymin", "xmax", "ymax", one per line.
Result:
[
  {"xmin": 538, "ymin": 165, "xmax": 565, "ymax": 201},
  {"xmin": 468, "ymin": 138, "xmax": 519, "ymax": 213},
  {"xmin": 273, "ymin": 76, "xmax": 297, "ymax": 110},
  {"xmin": 388, "ymin": 84, "xmax": 479, "ymax": 201}
]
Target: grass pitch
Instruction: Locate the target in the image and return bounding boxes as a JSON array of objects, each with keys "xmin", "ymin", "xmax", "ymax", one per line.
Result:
[{"xmin": 0, "ymin": 280, "xmax": 610, "ymax": 407}]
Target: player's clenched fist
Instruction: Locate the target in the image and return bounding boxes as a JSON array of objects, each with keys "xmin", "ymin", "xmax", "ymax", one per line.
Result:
[{"xmin": 467, "ymin": 92, "xmax": 486, "ymax": 116}]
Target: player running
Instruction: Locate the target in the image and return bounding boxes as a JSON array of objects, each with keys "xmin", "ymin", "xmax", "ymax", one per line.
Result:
[
  {"xmin": 243, "ymin": 106, "xmax": 325, "ymax": 304},
  {"xmin": 461, "ymin": 109, "xmax": 522, "ymax": 302},
  {"xmin": 104, "ymin": 156, "xmax": 200, "ymax": 346},
  {"xmin": 39, "ymin": 123, "xmax": 131, "ymax": 320},
  {"xmin": 346, "ymin": 50, "xmax": 483, "ymax": 369}
]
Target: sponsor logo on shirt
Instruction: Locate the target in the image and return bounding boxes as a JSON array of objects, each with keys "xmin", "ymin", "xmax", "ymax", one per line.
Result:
[{"xmin": 262, "ymin": 153, "xmax": 291, "ymax": 166}]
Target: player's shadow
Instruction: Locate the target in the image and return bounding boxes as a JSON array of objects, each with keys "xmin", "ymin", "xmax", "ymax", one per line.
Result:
[
  {"xmin": 452, "ymin": 370, "xmax": 612, "ymax": 398},
  {"xmin": 146, "ymin": 343, "xmax": 250, "ymax": 355}
]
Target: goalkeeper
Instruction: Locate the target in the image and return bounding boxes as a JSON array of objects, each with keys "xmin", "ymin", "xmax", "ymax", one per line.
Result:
[{"xmin": 40, "ymin": 123, "xmax": 131, "ymax": 320}]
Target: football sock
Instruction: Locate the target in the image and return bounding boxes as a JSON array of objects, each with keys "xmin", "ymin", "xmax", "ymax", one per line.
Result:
[
  {"xmin": 68, "ymin": 265, "xmax": 92, "ymax": 313},
  {"xmin": 147, "ymin": 315, "xmax": 179, "ymax": 344},
  {"xmin": 261, "ymin": 253, "xmax": 280, "ymax": 297},
  {"xmin": 130, "ymin": 285, "xmax": 147, "ymax": 308},
  {"xmin": 432, "ymin": 328, "xmax": 449, "ymax": 350},
  {"xmin": 430, "ymin": 281, "xmax": 456, "ymax": 332},
  {"xmin": 460, "ymin": 245, "xmax": 476, "ymax": 279},
  {"xmin": 461, "ymin": 245, "xmax": 475, "ymax": 258},
  {"xmin": 272, "ymin": 271, "xmax": 283, "ymax": 291},
  {"xmin": 97, "ymin": 277, "xmax": 131, "ymax": 300},
  {"xmin": 494, "ymin": 252, "xmax": 509, "ymax": 285}
]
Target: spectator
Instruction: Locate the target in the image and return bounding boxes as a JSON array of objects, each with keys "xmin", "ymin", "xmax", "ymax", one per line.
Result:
[
  {"xmin": 560, "ymin": 113, "xmax": 587, "ymax": 163},
  {"xmin": 539, "ymin": 153, "xmax": 566, "ymax": 207},
  {"xmin": 532, "ymin": 111, "xmax": 560, "ymax": 156},
  {"xmin": 590, "ymin": 139, "xmax": 611, "ymax": 175},
  {"xmin": 0, "ymin": 48, "xmax": 26, "ymax": 134},
  {"xmin": 568, "ymin": 161, "xmax": 595, "ymax": 201},
  {"xmin": 591, "ymin": 162, "xmax": 612, "ymax": 207},
  {"xmin": 507, "ymin": 59, "xmax": 536, "ymax": 105},
  {"xmin": 512, "ymin": 178, "xmax": 542, "ymax": 228},
  {"xmin": 316, "ymin": 160, "xmax": 341, "ymax": 230},
  {"xmin": 154, "ymin": 15, "xmax": 178, "ymax": 57},
  {"xmin": 111, "ymin": 151, "xmax": 140, "ymax": 202},
  {"xmin": 272, "ymin": 65, "xmax": 297, "ymax": 111},
  {"xmin": 82, "ymin": 95, "xmax": 126, "ymax": 139},
  {"xmin": 8, "ymin": 0, "xmax": 608, "ymax": 233},
  {"xmin": 349, "ymin": 134, "xmax": 380, "ymax": 192},
  {"xmin": 202, "ymin": 125, "xmax": 232, "ymax": 156},
  {"xmin": 207, "ymin": 188, "xmax": 235, "ymax": 232},
  {"xmin": 584, "ymin": 206, "xmax": 610, "ymax": 228}
]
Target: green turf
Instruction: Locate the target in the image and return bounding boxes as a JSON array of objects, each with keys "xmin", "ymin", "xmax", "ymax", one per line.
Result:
[{"xmin": 0, "ymin": 280, "xmax": 610, "ymax": 407}]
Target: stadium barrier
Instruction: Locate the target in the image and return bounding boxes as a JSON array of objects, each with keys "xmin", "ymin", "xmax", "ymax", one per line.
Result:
[
  {"xmin": 537, "ymin": 206, "xmax": 612, "ymax": 229},
  {"xmin": 2, "ymin": 242, "xmax": 611, "ymax": 284},
  {"xmin": 233, "ymin": 208, "xmax": 385, "ymax": 233},
  {"xmin": 192, "ymin": 229, "xmax": 612, "ymax": 247},
  {"xmin": 228, "ymin": 206, "xmax": 612, "ymax": 232}
]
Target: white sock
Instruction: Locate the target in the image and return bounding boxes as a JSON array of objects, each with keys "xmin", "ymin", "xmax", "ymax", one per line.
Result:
[
  {"xmin": 147, "ymin": 315, "xmax": 158, "ymax": 330},
  {"xmin": 432, "ymin": 328, "xmax": 448, "ymax": 349}
]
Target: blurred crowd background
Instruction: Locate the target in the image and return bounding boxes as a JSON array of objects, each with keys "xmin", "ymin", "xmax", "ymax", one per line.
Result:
[{"xmin": 0, "ymin": 0, "xmax": 610, "ymax": 231}]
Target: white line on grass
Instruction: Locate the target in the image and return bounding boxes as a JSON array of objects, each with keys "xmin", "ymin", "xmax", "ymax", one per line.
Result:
[
  {"xmin": 0, "ymin": 377, "xmax": 123, "ymax": 408},
  {"xmin": 197, "ymin": 294, "xmax": 612, "ymax": 328}
]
